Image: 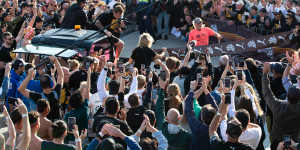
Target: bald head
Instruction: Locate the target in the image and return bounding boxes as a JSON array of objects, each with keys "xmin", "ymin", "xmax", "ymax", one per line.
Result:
[{"xmin": 167, "ymin": 108, "xmax": 180, "ymax": 124}]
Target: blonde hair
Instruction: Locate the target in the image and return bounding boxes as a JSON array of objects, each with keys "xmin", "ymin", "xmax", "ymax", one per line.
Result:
[
  {"xmin": 138, "ymin": 33, "xmax": 154, "ymax": 48},
  {"xmin": 137, "ymin": 75, "xmax": 146, "ymax": 89},
  {"xmin": 68, "ymin": 59, "xmax": 80, "ymax": 71},
  {"xmin": 245, "ymin": 83, "xmax": 264, "ymax": 116}
]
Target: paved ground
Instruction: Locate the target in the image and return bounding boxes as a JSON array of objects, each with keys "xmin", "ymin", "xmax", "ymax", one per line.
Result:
[{"xmin": 120, "ymin": 31, "xmax": 186, "ymax": 58}]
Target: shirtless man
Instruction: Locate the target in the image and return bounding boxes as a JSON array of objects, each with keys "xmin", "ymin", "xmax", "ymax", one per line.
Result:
[
  {"xmin": 29, "ymin": 111, "xmax": 43, "ymax": 150},
  {"xmin": 37, "ymin": 99, "xmax": 53, "ymax": 140}
]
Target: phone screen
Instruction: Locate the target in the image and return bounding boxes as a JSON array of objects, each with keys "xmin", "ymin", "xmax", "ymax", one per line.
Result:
[
  {"xmin": 225, "ymin": 93, "xmax": 231, "ymax": 104},
  {"xmin": 68, "ymin": 117, "xmax": 76, "ymax": 131},
  {"xmin": 237, "ymin": 70, "xmax": 243, "ymax": 80},
  {"xmin": 160, "ymin": 71, "xmax": 166, "ymax": 81},
  {"xmin": 197, "ymin": 73, "xmax": 202, "ymax": 86},
  {"xmin": 224, "ymin": 78, "xmax": 231, "ymax": 88}
]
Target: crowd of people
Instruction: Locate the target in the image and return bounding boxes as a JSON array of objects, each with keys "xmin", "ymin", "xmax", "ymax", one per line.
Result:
[{"xmin": 1, "ymin": 0, "xmax": 300, "ymax": 149}]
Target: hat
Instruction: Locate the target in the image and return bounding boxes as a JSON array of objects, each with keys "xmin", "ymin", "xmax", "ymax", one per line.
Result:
[
  {"xmin": 193, "ymin": 17, "xmax": 203, "ymax": 24},
  {"xmin": 12, "ymin": 59, "xmax": 25, "ymax": 70},
  {"xmin": 97, "ymin": 1, "xmax": 106, "ymax": 6},
  {"xmin": 226, "ymin": 118, "xmax": 243, "ymax": 139}
]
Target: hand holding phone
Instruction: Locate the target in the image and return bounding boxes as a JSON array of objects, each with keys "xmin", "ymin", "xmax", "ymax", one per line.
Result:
[
  {"xmin": 236, "ymin": 70, "xmax": 243, "ymax": 80},
  {"xmin": 225, "ymin": 93, "xmax": 231, "ymax": 104},
  {"xmin": 68, "ymin": 117, "xmax": 76, "ymax": 132},
  {"xmin": 283, "ymin": 135, "xmax": 291, "ymax": 149},
  {"xmin": 160, "ymin": 71, "xmax": 166, "ymax": 81},
  {"xmin": 224, "ymin": 77, "xmax": 231, "ymax": 88}
]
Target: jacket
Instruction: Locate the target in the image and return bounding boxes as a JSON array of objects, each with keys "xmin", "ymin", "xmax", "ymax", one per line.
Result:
[
  {"xmin": 185, "ymin": 92, "xmax": 212, "ymax": 150},
  {"xmin": 262, "ymin": 74, "xmax": 300, "ymax": 143},
  {"xmin": 155, "ymin": 89, "xmax": 191, "ymax": 150}
]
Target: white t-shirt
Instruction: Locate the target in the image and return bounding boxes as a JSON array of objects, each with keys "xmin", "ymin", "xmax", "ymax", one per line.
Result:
[{"xmin": 221, "ymin": 120, "xmax": 262, "ymax": 150}]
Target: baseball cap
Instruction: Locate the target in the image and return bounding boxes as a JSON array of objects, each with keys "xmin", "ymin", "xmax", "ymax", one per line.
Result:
[{"xmin": 193, "ymin": 17, "xmax": 203, "ymax": 24}]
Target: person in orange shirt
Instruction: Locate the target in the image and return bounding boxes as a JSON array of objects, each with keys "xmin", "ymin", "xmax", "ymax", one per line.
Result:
[{"xmin": 188, "ymin": 17, "xmax": 222, "ymax": 46}]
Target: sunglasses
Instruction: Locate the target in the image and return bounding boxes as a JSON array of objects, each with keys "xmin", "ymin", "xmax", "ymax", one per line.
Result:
[{"xmin": 6, "ymin": 38, "xmax": 13, "ymax": 40}]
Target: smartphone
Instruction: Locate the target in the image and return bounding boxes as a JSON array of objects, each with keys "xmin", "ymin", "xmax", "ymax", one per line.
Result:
[
  {"xmin": 283, "ymin": 136, "xmax": 291, "ymax": 148},
  {"xmin": 68, "ymin": 117, "xmax": 76, "ymax": 132},
  {"xmin": 7, "ymin": 97, "xmax": 18, "ymax": 105},
  {"xmin": 239, "ymin": 58, "xmax": 244, "ymax": 68},
  {"xmin": 229, "ymin": 60, "xmax": 233, "ymax": 66},
  {"xmin": 197, "ymin": 73, "xmax": 202, "ymax": 87},
  {"xmin": 224, "ymin": 77, "xmax": 231, "ymax": 88},
  {"xmin": 0, "ymin": 100, "xmax": 4, "ymax": 113},
  {"xmin": 119, "ymin": 66, "xmax": 124, "ymax": 74},
  {"xmin": 236, "ymin": 70, "xmax": 243, "ymax": 80},
  {"xmin": 141, "ymin": 64, "xmax": 145, "ymax": 71},
  {"xmin": 225, "ymin": 93, "xmax": 231, "ymax": 104},
  {"xmin": 160, "ymin": 71, "xmax": 166, "ymax": 81},
  {"xmin": 85, "ymin": 61, "xmax": 91, "ymax": 70}
]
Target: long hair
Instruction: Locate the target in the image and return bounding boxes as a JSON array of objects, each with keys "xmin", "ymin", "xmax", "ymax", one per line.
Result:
[
  {"xmin": 167, "ymin": 84, "xmax": 183, "ymax": 111},
  {"xmin": 245, "ymin": 83, "xmax": 264, "ymax": 117},
  {"xmin": 138, "ymin": 33, "xmax": 154, "ymax": 48}
]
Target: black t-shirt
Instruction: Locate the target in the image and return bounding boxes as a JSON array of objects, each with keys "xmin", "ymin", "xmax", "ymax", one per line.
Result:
[
  {"xmin": 29, "ymin": 84, "xmax": 62, "ymax": 121},
  {"xmin": 61, "ymin": 3, "xmax": 88, "ymax": 29},
  {"xmin": 0, "ymin": 40, "xmax": 16, "ymax": 63},
  {"xmin": 98, "ymin": 11, "xmax": 120, "ymax": 37},
  {"xmin": 130, "ymin": 46, "xmax": 156, "ymax": 70},
  {"xmin": 210, "ymin": 135, "xmax": 253, "ymax": 150},
  {"xmin": 41, "ymin": 141, "xmax": 75, "ymax": 150}
]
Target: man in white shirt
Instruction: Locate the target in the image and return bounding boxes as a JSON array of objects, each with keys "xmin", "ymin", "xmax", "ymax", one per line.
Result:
[
  {"xmin": 97, "ymin": 62, "xmax": 138, "ymax": 108},
  {"xmin": 220, "ymin": 109, "xmax": 262, "ymax": 150}
]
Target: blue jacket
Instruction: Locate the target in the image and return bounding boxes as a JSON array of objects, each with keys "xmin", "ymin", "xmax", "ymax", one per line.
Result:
[
  {"xmin": 17, "ymin": 80, "xmax": 42, "ymax": 111},
  {"xmin": 185, "ymin": 92, "xmax": 211, "ymax": 150}
]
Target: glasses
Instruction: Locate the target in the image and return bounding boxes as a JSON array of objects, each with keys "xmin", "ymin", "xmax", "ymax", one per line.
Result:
[{"xmin": 6, "ymin": 38, "xmax": 13, "ymax": 41}]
